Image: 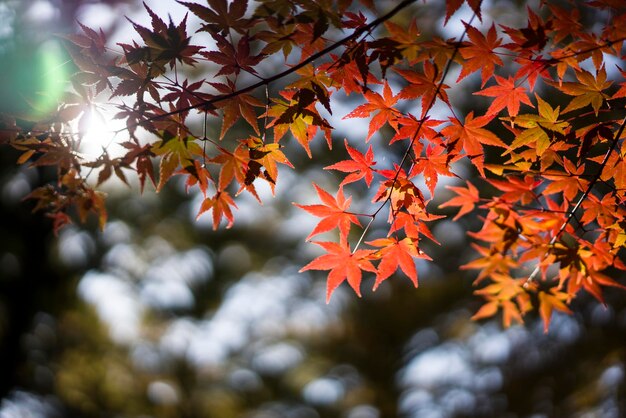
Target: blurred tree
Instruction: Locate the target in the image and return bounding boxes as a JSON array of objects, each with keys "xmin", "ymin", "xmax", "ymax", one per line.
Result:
[{"xmin": 0, "ymin": 0, "xmax": 132, "ymax": 401}]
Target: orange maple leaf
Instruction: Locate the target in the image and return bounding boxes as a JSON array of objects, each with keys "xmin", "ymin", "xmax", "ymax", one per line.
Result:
[
  {"xmin": 486, "ymin": 175, "xmax": 541, "ymax": 205},
  {"xmin": 538, "ymin": 289, "xmax": 572, "ymax": 333},
  {"xmin": 245, "ymin": 137, "xmax": 294, "ymax": 193},
  {"xmin": 373, "ymin": 168, "xmax": 427, "ymax": 220},
  {"xmin": 197, "ymin": 190, "xmax": 238, "ymax": 229},
  {"xmin": 555, "ymin": 67, "xmax": 612, "ymax": 115},
  {"xmin": 299, "ymin": 241, "xmax": 376, "ymax": 303},
  {"xmin": 439, "ymin": 180, "xmax": 480, "ymax": 220},
  {"xmin": 209, "ymin": 80, "xmax": 263, "ymax": 138},
  {"xmin": 367, "ymin": 237, "xmax": 430, "ymax": 289},
  {"xmin": 543, "ymin": 158, "xmax": 589, "ymax": 202}
]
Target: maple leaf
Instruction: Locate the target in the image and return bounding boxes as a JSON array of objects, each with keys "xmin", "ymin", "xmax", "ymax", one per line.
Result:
[
  {"xmin": 368, "ymin": 38, "xmax": 404, "ymax": 78},
  {"xmin": 551, "ymin": 67, "xmax": 612, "ymax": 115},
  {"xmin": 439, "ymin": 180, "xmax": 480, "ymax": 220},
  {"xmin": 197, "ymin": 190, "xmax": 238, "ymax": 229},
  {"xmin": 486, "ymin": 175, "xmax": 541, "ymax": 205},
  {"xmin": 474, "ymin": 75, "xmax": 533, "ymax": 117},
  {"xmin": 395, "ymin": 61, "xmax": 451, "ymax": 118},
  {"xmin": 209, "ymin": 143, "xmax": 244, "ymax": 188},
  {"xmin": 125, "ymin": 4, "xmax": 201, "ymax": 76},
  {"xmin": 580, "ymin": 193, "xmax": 620, "ymax": 229},
  {"xmin": 367, "ymin": 237, "xmax": 430, "ymax": 289},
  {"xmin": 504, "ymin": 95, "xmax": 568, "ymax": 157},
  {"xmin": 120, "ymin": 140, "xmax": 156, "ymax": 192},
  {"xmin": 473, "ymin": 273, "xmax": 530, "ymax": 327},
  {"xmin": 178, "ymin": 0, "xmax": 250, "ymax": 35},
  {"xmin": 538, "ymin": 289, "xmax": 572, "ymax": 333},
  {"xmin": 293, "ymin": 184, "xmax": 361, "ymax": 242},
  {"xmin": 324, "ymin": 139, "xmax": 377, "ymax": 186},
  {"xmin": 388, "ymin": 211, "xmax": 443, "ymax": 243},
  {"xmin": 322, "ymin": 52, "xmax": 380, "ymax": 96},
  {"xmin": 182, "ymin": 159, "xmax": 213, "ymax": 196},
  {"xmin": 501, "ymin": 8, "xmax": 548, "ymax": 54},
  {"xmin": 77, "ymin": 188, "xmax": 108, "ymax": 231},
  {"xmin": 66, "ymin": 21, "xmax": 107, "ymax": 57},
  {"xmin": 564, "ymin": 268, "xmax": 626, "ymax": 306},
  {"xmin": 445, "ymin": 0, "xmax": 482, "ymax": 24},
  {"xmin": 83, "ymin": 150, "xmax": 129, "ymax": 186},
  {"xmin": 343, "ymin": 81, "xmax": 400, "ymax": 141},
  {"xmin": 415, "ymin": 37, "xmax": 459, "ymax": 70},
  {"xmin": 462, "ymin": 243, "xmax": 519, "ymax": 282},
  {"xmin": 152, "ymin": 135, "xmax": 203, "ymax": 191},
  {"xmin": 410, "ymin": 144, "xmax": 455, "ymax": 196},
  {"xmin": 245, "ymin": 136, "xmax": 293, "ymax": 193},
  {"xmin": 373, "ymin": 168, "xmax": 426, "ymax": 220},
  {"xmin": 286, "ymin": 65, "xmax": 334, "ymax": 115},
  {"xmin": 201, "ymin": 34, "xmax": 264, "ymax": 76},
  {"xmin": 543, "ymin": 158, "xmax": 589, "ymax": 202},
  {"xmin": 391, "ymin": 115, "xmax": 444, "ymax": 145},
  {"xmin": 256, "ymin": 18, "xmax": 297, "ymax": 58},
  {"xmin": 546, "ymin": 4, "xmax": 584, "ymax": 44},
  {"xmin": 442, "ymin": 111, "xmax": 506, "ymax": 176},
  {"xmin": 513, "ymin": 56, "xmax": 552, "ymax": 91},
  {"xmin": 290, "ymin": 20, "xmax": 329, "ymax": 60},
  {"xmin": 265, "ymin": 90, "xmax": 333, "ymax": 157},
  {"xmin": 457, "ymin": 23, "xmax": 503, "ymax": 86},
  {"xmin": 299, "ymin": 241, "xmax": 376, "ymax": 303},
  {"xmin": 161, "ymin": 78, "xmax": 211, "ymax": 121},
  {"xmin": 384, "ymin": 19, "xmax": 421, "ymax": 62},
  {"xmin": 209, "ymin": 80, "xmax": 263, "ymax": 138}
]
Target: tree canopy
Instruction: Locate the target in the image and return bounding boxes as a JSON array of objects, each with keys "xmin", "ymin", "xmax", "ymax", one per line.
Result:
[{"xmin": 2, "ymin": 0, "xmax": 626, "ymax": 333}]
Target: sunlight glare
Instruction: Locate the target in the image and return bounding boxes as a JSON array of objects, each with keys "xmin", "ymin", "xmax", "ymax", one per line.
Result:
[{"xmin": 80, "ymin": 109, "xmax": 125, "ymax": 158}]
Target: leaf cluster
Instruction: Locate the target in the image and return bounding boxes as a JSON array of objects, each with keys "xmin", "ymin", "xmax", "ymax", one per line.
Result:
[{"xmin": 4, "ymin": 0, "xmax": 626, "ymax": 331}]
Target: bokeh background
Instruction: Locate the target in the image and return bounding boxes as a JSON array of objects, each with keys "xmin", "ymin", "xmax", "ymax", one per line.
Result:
[{"xmin": 1, "ymin": 1, "xmax": 625, "ymax": 417}]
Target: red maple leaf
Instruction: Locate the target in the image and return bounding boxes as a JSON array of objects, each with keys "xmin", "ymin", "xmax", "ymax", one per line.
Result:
[
  {"xmin": 201, "ymin": 33, "xmax": 264, "ymax": 76},
  {"xmin": 486, "ymin": 175, "xmax": 541, "ymax": 205},
  {"xmin": 445, "ymin": 0, "xmax": 482, "ymax": 24},
  {"xmin": 293, "ymin": 184, "xmax": 361, "ymax": 241},
  {"xmin": 410, "ymin": 144, "xmax": 455, "ymax": 196},
  {"xmin": 179, "ymin": 0, "xmax": 250, "ymax": 35},
  {"xmin": 299, "ymin": 241, "xmax": 376, "ymax": 302},
  {"xmin": 395, "ymin": 61, "xmax": 451, "ymax": 118},
  {"xmin": 343, "ymin": 81, "xmax": 400, "ymax": 141},
  {"xmin": 458, "ymin": 23, "xmax": 503, "ymax": 86},
  {"xmin": 474, "ymin": 75, "xmax": 534, "ymax": 117},
  {"xmin": 324, "ymin": 139, "xmax": 377, "ymax": 186},
  {"xmin": 442, "ymin": 112, "xmax": 506, "ymax": 176}
]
